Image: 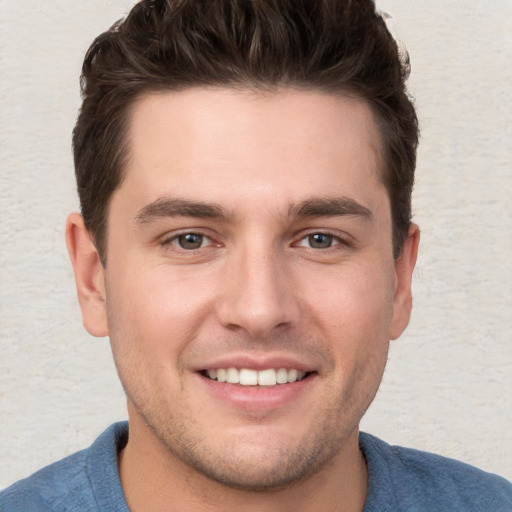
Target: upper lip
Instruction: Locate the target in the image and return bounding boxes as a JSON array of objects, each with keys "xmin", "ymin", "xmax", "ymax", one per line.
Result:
[{"xmin": 191, "ymin": 353, "xmax": 318, "ymax": 373}]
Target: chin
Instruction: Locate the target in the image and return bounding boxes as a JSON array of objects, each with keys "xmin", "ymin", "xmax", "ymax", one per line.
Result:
[
  {"xmin": 147, "ymin": 414, "xmax": 350, "ymax": 492},
  {"xmin": 177, "ymin": 440, "xmax": 336, "ymax": 492}
]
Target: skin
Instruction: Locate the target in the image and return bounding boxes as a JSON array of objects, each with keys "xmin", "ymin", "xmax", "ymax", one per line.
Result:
[{"xmin": 66, "ymin": 88, "xmax": 419, "ymax": 512}]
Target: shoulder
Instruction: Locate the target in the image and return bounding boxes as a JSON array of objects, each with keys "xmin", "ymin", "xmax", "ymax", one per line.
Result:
[
  {"xmin": 0, "ymin": 422, "xmax": 129, "ymax": 512},
  {"xmin": 0, "ymin": 448, "xmax": 93, "ymax": 511},
  {"xmin": 360, "ymin": 432, "xmax": 512, "ymax": 512}
]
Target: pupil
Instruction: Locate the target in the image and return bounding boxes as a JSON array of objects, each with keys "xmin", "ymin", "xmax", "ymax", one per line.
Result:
[
  {"xmin": 309, "ymin": 233, "xmax": 332, "ymax": 248},
  {"xmin": 179, "ymin": 233, "xmax": 203, "ymax": 249}
]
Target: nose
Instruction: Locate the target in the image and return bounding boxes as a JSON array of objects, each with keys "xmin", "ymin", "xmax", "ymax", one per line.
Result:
[{"xmin": 215, "ymin": 240, "xmax": 300, "ymax": 338}]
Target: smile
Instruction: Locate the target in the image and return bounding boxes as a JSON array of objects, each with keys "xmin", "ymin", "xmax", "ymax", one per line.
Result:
[{"xmin": 202, "ymin": 368, "xmax": 309, "ymax": 386}]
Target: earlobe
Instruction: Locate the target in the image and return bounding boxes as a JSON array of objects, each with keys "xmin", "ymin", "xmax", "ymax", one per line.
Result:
[
  {"xmin": 390, "ymin": 224, "xmax": 420, "ymax": 340},
  {"xmin": 65, "ymin": 213, "xmax": 109, "ymax": 337}
]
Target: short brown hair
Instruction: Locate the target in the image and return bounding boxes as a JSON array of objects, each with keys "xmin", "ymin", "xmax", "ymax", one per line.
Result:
[{"xmin": 73, "ymin": 0, "xmax": 418, "ymax": 262}]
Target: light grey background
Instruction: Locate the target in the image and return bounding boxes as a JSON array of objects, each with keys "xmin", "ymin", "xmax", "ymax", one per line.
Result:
[{"xmin": 1, "ymin": 0, "xmax": 511, "ymax": 488}]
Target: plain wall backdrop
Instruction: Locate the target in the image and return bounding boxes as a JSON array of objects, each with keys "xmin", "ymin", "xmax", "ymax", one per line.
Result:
[{"xmin": 0, "ymin": 0, "xmax": 511, "ymax": 489}]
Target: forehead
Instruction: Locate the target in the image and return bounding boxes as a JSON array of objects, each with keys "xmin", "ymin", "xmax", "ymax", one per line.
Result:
[
  {"xmin": 127, "ymin": 87, "xmax": 382, "ymax": 161},
  {"xmin": 119, "ymin": 87, "xmax": 386, "ymax": 218}
]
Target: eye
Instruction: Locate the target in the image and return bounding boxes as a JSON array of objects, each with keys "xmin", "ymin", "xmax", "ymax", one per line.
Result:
[
  {"xmin": 297, "ymin": 233, "xmax": 340, "ymax": 249},
  {"xmin": 171, "ymin": 233, "xmax": 210, "ymax": 250}
]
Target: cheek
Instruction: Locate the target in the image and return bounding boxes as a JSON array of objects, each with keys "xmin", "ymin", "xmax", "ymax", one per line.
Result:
[
  {"xmin": 312, "ymin": 264, "xmax": 394, "ymax": 401},
  {"xmin": 301, "ymin": 261, "xmax": 396, "ymax": 337},
  {"xmin": 105, "ymin": 264, "xmax": 215, "ymax": 362}
]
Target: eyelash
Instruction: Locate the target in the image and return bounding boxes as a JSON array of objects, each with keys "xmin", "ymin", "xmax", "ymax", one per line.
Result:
[
  {"xmin": 161, "ymin": 232, "xmax": 216, "ymax": 252},
  {"xmin": 294, "ymin": 231, "xmax": 348, "ymax": 250},
  {"xmin": 160, "ymin": 230, "xmax": 350, "ymax": 253}
]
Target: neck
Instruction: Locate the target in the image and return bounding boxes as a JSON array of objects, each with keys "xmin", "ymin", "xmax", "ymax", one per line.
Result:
[{"xmin": 118, "ymin": 418, "xmax": 368, "ymax": 512}]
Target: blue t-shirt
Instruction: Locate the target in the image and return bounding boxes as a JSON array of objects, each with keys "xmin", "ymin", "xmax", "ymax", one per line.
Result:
[{"xmin": 1, "ymin": 422, "xmax": 511, "ymax": 511}]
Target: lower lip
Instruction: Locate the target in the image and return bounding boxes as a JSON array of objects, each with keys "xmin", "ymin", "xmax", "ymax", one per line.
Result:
[{"xmin": 197, "ymin": 373, "xmax": 315, "ymax": 411}]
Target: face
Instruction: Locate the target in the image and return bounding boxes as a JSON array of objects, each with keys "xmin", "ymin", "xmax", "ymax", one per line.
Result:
[{"xmin": 69, "ymin": 88, "xmax": 418, "ymax": 491}]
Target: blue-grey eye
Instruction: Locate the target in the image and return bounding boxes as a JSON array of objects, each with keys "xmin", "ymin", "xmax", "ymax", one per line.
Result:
[
  {"xmin": 308, "ymin": 233, "xmax": 334, "ymax": 248},
  {"xmin": 176, "ymin": 233, "xmax": 205, "ymax": 250}
]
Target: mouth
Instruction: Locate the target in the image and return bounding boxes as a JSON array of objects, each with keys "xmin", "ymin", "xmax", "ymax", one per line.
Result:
[{"xmin": 200, "ymin": 368, "xmax": 313, "ymax": 387}]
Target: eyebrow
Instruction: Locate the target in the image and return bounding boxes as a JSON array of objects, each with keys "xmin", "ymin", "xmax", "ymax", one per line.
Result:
[
  {"xmin": 135, "ymin": 195, "xmax": 373, "ymax": 224},
  {"xmin": 135, "ymin": 198, "xmax": 231, "ymax": 223},
  {"xmin": 288, "ymin": 197, "xmax": 373, "ymax": 221}
]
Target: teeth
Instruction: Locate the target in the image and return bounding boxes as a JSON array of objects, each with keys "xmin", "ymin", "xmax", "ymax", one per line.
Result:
[
  {"xmin": 239, "ymin": 369, "xmax": 258, "ymax": 385},
  {"xmin": 276, "ymin": 368, "xmax": 288, "ymax": 384},
  {"xmin": 226, "ymin": 368, "xmax": 239, "ymax": 384},
  {"xmin": 204, "ymin": 368, "xmax": 307, "ymax": 386},
  {"xmin": 258, "ymin": 369, "xmax": 277, "ymax": 386}
]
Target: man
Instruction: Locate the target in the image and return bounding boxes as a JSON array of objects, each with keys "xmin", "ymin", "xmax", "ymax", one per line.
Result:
[{"xmin": 1, "ymin": 0, "xmax": 510, "ymax": 510}]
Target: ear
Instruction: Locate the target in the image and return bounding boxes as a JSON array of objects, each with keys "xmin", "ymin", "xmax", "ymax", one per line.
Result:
[
  {"xmin": 390, "ymin": 224, "xmax": 420, "ymax": 340},
  {"xmin": 66, "ymin": 213, "xmax": 109, "ymax": 337}
]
